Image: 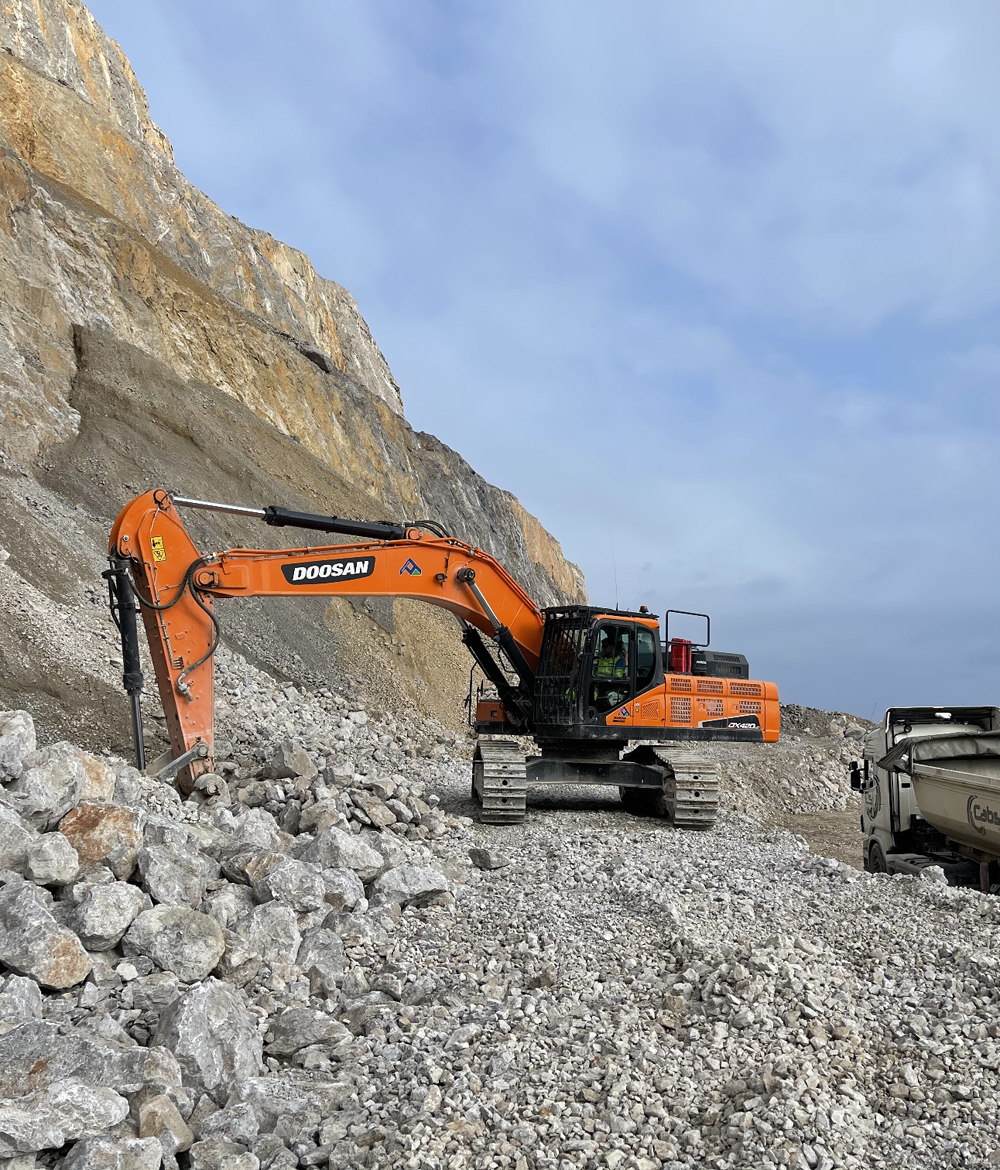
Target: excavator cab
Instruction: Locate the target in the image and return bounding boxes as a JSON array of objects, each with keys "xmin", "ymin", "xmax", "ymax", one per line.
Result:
[{"xmin": 533, "ymin": 606, "xmax": 664, "ymax": 735}]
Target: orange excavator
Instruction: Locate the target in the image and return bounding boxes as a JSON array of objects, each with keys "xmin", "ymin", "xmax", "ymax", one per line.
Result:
[{"xmin": 106, "ymin": 489, "xmax": 779, "ymax": 825}]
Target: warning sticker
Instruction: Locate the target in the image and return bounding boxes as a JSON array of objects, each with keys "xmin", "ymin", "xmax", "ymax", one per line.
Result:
[{"xmin": 151, "ymin": 536, "xmax": 166, "ymax": 563}]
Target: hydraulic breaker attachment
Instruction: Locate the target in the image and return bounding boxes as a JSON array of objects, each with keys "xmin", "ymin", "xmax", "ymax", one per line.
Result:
[{"xmin": 103, "ymin": 557, "xmax": 146, "ymax": 770}]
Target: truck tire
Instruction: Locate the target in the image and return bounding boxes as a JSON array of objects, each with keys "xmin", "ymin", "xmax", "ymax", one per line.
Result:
[{"xmin": 866, "ymin": 840, "xmax": 887, "ymax": 874}]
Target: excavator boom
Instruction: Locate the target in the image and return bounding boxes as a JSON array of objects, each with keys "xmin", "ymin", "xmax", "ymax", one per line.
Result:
[{"xmin": 109, "ymin": 489, "xmax": 544, "ymax": 785}]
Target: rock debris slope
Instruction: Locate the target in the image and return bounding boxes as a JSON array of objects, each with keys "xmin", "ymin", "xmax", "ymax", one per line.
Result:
[{"xmin": 0, "ymin": 657, "xmax": 997, "ymax": 1170}]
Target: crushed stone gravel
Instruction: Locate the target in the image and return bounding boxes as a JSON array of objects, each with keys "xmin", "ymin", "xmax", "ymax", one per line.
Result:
[{"xmin": 0, "ymin": 650, "xmax": 993, "ymax": 1170}]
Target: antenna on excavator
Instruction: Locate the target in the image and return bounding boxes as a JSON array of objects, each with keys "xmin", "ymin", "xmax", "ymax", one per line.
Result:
[{"xmin": 611, "ymin": 533, "xmax": 619, "ymax": 611}]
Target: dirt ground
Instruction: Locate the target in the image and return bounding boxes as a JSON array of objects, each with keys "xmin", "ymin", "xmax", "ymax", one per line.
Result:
[
  {"xmin": 778, "ymin": 807, "xmax": 864, "ymax": 870},
  {"xmin": 516, "ymin": 793, "xmax": 868, "ymax": 871}
]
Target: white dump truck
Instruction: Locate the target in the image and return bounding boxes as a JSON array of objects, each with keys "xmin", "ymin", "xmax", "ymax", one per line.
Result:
[{"xmin": 852, "ymin": 705, "xmax": 1000, "ymax": 890}]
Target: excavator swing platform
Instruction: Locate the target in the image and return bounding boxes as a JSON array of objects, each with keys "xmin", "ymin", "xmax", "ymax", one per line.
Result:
[{"xmin": 106, "ymin": 489, "xmax": 780, "ymax": 827}]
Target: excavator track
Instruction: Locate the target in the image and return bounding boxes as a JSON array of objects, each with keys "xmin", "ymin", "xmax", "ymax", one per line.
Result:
[
  {"xmin": 622, "ymin": 747, "xmax": 720, "ymax": 829},
  {"xmin": 472, "ymin": 738, "xmax": 527, "ymax": 824},
  {"xmin": 653, "ymin": 748, "xmax": 719, "ymax": 829}
]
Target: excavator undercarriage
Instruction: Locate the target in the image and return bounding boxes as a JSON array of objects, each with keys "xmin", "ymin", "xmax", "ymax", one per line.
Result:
[
  {"xmin": 106, "ymin": 489, "xmax": 778, "ymax": 829},
  {"xmin": 470, "ymin": 740, "xmax": 720, "ymax": 827}
]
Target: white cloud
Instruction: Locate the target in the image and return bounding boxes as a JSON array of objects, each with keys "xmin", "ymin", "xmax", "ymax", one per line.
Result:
[{"xmin": 512, "ymin": 1, "xmax": 1000, "ymax": 328}]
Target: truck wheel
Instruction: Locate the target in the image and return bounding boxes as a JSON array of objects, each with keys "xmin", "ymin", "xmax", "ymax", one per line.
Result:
[{"xmin": 866, "ymin": 840, "xmax": 887, "ymax": 874}]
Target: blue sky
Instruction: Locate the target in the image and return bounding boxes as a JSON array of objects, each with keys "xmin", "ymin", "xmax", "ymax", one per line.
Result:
[{"xmin": 85, "ymin": 0, "xmax": 1000, "ymax": 718}]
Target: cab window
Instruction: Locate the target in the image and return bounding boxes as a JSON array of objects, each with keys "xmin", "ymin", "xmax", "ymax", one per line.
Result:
[{"xmin": 635, "ymin": 627, "xmax": 658, "ymax": 691}]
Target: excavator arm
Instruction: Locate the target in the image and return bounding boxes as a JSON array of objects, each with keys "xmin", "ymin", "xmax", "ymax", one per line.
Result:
[{"xmin": 108, "ymin": 489, "xmax": 545, "ymax": 787}]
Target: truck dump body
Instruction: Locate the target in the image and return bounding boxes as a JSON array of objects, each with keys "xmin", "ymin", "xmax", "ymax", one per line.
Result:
[{"xmin": 883, "ymin": 730, "xmax": 1000, "ymax": 856}]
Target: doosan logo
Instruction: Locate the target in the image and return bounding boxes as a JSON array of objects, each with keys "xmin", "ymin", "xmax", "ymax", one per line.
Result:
[{"xmin": 281, "ymin": 557, "xmax": 376, "ymax": 585}]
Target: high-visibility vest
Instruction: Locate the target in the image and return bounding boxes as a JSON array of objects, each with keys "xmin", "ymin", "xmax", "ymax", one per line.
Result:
[{"xmin": 594, "ymin": 653, "xmax": 626, "ymax": 680}]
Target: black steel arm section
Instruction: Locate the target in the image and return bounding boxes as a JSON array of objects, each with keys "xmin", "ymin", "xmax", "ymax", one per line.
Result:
[
  {"xmin": 495, "ymin": 627, "xmax": 536, "ymax": 700},
  {"xmin": 454, "ymin": 566, "xmax": 536, "ymax": 700},
  {"xmin": 461, "ymin": 626, "xmax": 532, "ymax": 730},
  {"xmin": 103, "ymin": 557, "xmax": 146, "ymax": 770},
  {"xmin": 171, "ymin": 495, "xmax": 451, "ymax": 541},
  {"xmin": 262, "ymin": 506, "xmax": 407, "ymax": 541}
]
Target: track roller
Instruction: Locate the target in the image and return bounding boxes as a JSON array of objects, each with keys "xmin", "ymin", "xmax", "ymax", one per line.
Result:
[{"xmin": 472, "ymin": 738, "xmax": 526, "ymax": 824}]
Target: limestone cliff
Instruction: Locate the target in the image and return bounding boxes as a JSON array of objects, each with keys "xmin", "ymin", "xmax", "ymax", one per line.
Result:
[{"xmin": 0, "ymin": 0, "xmax": 585, "ymax": 753}]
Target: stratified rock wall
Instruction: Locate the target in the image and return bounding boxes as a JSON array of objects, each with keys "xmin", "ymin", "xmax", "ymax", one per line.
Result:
[
  {"xmin": 0, "ymin": 0, "xmax": 584, "ymax": 750},
  {"xmin": 0, "ymin": 0, "xmax": 403, "ymax": 427}
]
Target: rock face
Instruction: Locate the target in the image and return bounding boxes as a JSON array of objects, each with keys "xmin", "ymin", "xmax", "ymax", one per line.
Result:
[
  {"xmin": 0, "ymin": 0, "xmax": 584, "ymax": 754},
  {"xmin": 0, "ymin": 1, "xmax": 403, "ymax": 444}
]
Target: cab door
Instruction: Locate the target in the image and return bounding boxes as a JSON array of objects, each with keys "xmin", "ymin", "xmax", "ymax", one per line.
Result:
[
  {"xmin": 590, "ymin": 621, "xmax": 635, "ymax": 728},
  {"xmin": 632, "ymin": 625, "xmax": 665, "ymax": 728}
]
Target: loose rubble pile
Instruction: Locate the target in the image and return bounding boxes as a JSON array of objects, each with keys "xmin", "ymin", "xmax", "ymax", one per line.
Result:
[
  {"xmin": 0, "ymin": 652, "xmax": 996, "ymax": 1170},
  {"xmin": 711, "ymin": 705, "xmax": 872, "ymax": 824}
]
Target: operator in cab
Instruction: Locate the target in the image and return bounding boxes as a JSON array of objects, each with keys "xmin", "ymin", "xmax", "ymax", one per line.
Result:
[{"xmin": 592, "ymin": 629, "xmax": 629, "ymax": 712}]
